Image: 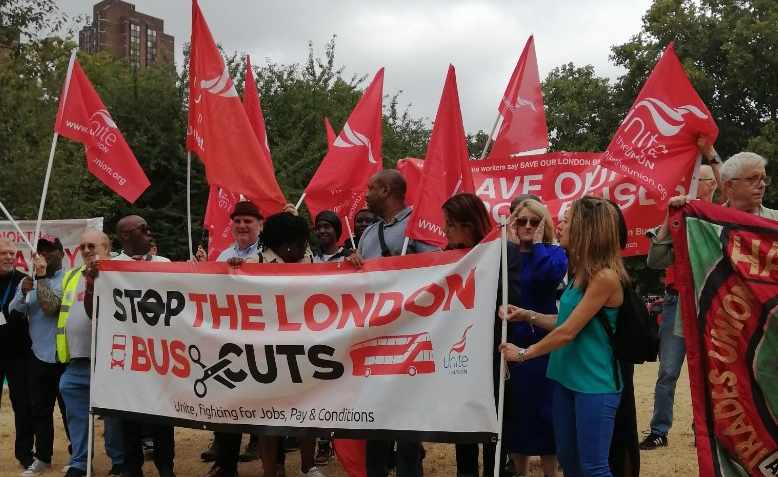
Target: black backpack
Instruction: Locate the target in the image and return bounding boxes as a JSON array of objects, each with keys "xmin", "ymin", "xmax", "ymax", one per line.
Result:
[{"xmin": 598, "ymin": 282, "xmax": 659, "ymax": 371}]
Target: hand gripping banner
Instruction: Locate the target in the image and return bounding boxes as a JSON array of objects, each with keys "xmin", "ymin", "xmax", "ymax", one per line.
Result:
[
  {"xmin": 92, "ymin": 238, "xmax": 500, "ymax": 442},
  {"xmin": 671, "ymin": 201, "xmax": 778, "ymax": 476}
]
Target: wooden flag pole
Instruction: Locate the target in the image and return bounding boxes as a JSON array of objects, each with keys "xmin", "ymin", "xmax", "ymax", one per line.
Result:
[
  {"xmin": 344, "ymin": 215, "xmax": 357, "ymax": 250},
  {"xmin": 294, "ymin": 193, "xmax": 306, "ymax": 211}
]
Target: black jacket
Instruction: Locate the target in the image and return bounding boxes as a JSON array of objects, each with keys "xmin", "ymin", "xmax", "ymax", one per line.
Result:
[{"xmin": 0, "ymin": 269, "xmax": 31, "ymax": 359}]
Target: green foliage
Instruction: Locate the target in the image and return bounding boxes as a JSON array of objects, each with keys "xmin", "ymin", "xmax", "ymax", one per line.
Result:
[{"xmin": 542, "ymin": 64, "xmax": 620, "ymax": 152}]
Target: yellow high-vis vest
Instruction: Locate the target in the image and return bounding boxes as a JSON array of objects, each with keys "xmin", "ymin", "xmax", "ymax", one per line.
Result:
[{"xmin": 56, "ymin": 266, "xmax": 84, "ymax": 364}]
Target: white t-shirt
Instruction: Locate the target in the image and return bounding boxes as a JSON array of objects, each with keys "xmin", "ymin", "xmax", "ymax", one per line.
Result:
[{"xmin": 113, "ymin": 252, "xmax": 171, "ymax": 262}]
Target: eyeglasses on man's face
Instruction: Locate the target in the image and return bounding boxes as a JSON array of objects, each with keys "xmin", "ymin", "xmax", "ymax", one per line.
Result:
[{"xmin": 731, "ymin": 175, "xmax": 771, "ymax": 187}]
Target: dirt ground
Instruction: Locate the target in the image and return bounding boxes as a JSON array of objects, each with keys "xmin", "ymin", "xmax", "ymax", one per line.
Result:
[{"xmin": 0, "ymin": 361, "xmax": 698, "ymax": 477}]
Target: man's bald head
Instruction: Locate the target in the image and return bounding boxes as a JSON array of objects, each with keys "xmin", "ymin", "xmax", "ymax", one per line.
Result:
[
  {"xmin": 0, "ymin": 238, "xmax": 17, "ymax": 274},
  {"xmin": 366, "ymin": 169, "xmax": 407, "ymax": 218},
  {"xmin": 116, "ymin": 215, "xmax": 152, "ymax": 256}
]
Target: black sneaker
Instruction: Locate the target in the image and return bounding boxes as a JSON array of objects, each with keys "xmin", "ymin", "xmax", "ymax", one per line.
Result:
[
  {"xmin": 64, "ymin": 467, "xmax": 87, "ymax": 477},
  {"xmin": 108, "ymin": 464, "xmax": 123, "ymax": 476},
  {"xmin": 639, "ymin": 432, "xmax": 668, "ymax": 450},
  {"xmin": 201, "ymin": 438, "xmax": 219, "ymax": 462}
]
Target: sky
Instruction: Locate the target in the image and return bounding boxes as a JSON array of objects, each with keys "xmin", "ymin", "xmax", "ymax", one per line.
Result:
[{"xmin": 60, "ymin": 0, "xmax": 654, "ymax": 133}]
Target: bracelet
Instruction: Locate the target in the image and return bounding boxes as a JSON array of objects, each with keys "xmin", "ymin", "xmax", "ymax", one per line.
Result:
[{"xmin": 516, "ymin": 348, "xmax": 529, "ymax": 364}]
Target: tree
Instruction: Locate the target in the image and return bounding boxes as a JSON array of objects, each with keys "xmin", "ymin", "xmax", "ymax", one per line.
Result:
[
  {"xmin": 542, "ymin": 63, "xmax": 619, "ymax": 152},
  {"xmin": 611, "ymin": 0, "xmax": 778, "ymax": 207}
]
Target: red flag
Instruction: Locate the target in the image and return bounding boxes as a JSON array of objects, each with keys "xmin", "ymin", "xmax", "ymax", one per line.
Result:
[
  {"xmin": 600, "ymin": 43, "xmax": 718, "ymax": 201},
  {"xmin": 203, "ymin": 186, "xmax": 240, "ymax": 260},
  {"xmin": 406, "ymin": 65, "xmax": 474, "ymax": 248},
  {"xmin": 187, "ymin": 0, "xmax": 285, "ymax": 214},
  {"xmin": 333, "ymin": 439, "xmax": 366, "ymax": 477},
  {"xmin": 324, "ymin": 117, "xmax": 336, "ymax": 152},
  {"xmin": 304, "ymin": 69, "xmax": 384, "ymax": 242},
  {"xmin": 397, "ymin": 157, "xmax": 424, "ymax": 206},
  {"xmin": 488, "ymin": 36, "xmax": 548, "ymax": 158},
  {"xmin": 54, "ymin": 58, "xmax": 150, "ymax": 203},
  {"xmin": 243, "ymin": 55, "xmax": 274, "ymax": 171}
]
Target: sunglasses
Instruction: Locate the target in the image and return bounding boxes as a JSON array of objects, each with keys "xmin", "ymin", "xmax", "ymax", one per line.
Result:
[{"xmin": 516, "ymin": 217, "xmax": 541, "ymax": 227}]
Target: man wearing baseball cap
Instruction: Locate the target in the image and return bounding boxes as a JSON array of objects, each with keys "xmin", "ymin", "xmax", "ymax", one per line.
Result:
[
  {"xmin": 10, "ymin": 234, "xmax": 70, "ymax": 476},
  {"xmin": 203, "ymin": 200, "xmax": 264, "ymax": 477}
]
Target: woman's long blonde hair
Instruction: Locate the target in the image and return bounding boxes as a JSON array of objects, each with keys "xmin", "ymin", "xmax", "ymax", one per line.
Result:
[
  {"xmin": 511, "ymin": 199, "xmax": 555, "ymax": 243},
  {"xmin": 567, "ymin": 196, "xmax": 628, "ymax": 289}
]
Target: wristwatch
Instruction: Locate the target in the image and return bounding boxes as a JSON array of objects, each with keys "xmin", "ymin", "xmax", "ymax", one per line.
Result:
[{"xmin": 516, "ymin": 348, "xmax": 529, "ymax": 364}]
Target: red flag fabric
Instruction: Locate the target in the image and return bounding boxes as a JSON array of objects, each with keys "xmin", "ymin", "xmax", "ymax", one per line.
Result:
[
  {"xmin": 203, "ymin": 186, "xmax": 240, "ymax": 260},
  {"xmin": 406, "ymin": 65, "xmax": 474, "ymax": 248},
  {"xmin": 488, "ymin": 36, "xmax": 548, "ymax": 158},
  {"xmin": 396, "ymin": 157, "xmax": 424, "ymax": 206},
  {"xmin": 242, "ymin": 54, "xmax": 274, "ymax": 171},
  {"xmin": 324, "ymin": 117, "xmax": 336, "ymax": 152},
  {"xmin": 333, "ymin": 439, "xmax": 367, "ymax": 477},
  {"xmin": 304, "ymin": 69, "xmax": 384, "ymax": 242},
  {"xmin": 54, "ymin": 59, "xmax": 150, "ymax": 203},
  {"xmin": 187, "ymin": 0, "xmax": 285, "ymax": 214},
  {"xmin": 600, "ymin": 43, "xmax": 718, "ymax": 201}
]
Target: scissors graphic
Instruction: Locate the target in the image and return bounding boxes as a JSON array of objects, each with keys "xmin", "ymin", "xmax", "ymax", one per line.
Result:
[{"xmin": 188, "ymin": 345, "xmax": 236, "ymax": 398}]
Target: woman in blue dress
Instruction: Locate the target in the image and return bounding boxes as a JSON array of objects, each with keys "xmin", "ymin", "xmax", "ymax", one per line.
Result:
[{"xmin": 505, "ymin": 198, "xmax": 567, "ymax": 477}]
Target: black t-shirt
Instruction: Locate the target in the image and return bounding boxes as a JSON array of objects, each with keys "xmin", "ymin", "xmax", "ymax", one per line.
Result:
[{"xmin": 0, "ymin": 269, "xmax": 31, "ymax": 359}]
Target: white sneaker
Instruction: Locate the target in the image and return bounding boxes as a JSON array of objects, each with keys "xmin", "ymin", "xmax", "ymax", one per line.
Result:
[
  {"xmin": 301, "ymin": 467, "xmax": 325, "ymax": 477},
  {"xmin": 61, "ymin": 466, "xmax": 70, "ymax": 472},
  {"xmin": 21, "ymin": 458, "xmax": 51, "ymax": 476}
]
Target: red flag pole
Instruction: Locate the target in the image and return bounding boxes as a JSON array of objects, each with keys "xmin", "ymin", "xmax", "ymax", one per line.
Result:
[{"xmin": 35, "ymin": 48, "xmax": 77, "ymax": 248}]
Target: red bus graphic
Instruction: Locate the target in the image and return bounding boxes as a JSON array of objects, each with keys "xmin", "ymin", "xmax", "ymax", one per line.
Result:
[{"xmin": 349, "ymin": 332, "xmax": 435, "ymax": 377}]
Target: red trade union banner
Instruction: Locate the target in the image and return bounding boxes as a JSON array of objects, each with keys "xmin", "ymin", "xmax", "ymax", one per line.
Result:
[
  {"xmin": 600, "ymin": 44, "xmax": 718, "ymax": 201},
  {"xmin": 671, "ymin": 201, "xmax": 778, "ymax": 476},
  {"xmin": 92, "ymin": 238, "xmax": 501, "ymax": 441},
  {"xmin": 400, "ymin": 151, "xmax": 696, "ymax": 255},
  {"xmin": 54, "ymin": 60, "xmax": 150, "ymax": 203}
]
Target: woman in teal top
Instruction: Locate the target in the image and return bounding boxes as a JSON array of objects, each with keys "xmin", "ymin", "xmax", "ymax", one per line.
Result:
[{"xmin": 500, "ymin": 196, "xmax": 627, "ymax": 477}]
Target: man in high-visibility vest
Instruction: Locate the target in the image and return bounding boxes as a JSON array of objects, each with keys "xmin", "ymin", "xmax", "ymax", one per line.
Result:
[{"xmin": 55, "ymin": 229, "xmax": 125, "ymax": 477}]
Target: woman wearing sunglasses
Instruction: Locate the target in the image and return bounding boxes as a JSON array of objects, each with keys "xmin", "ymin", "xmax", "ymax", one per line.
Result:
[{"xmin": 503, "ymin": 198, "xmax": 567, "ymax": 477}]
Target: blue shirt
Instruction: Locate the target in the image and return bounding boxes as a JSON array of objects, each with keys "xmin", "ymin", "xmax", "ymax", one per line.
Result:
[
  {"xmin": 10, "ymin": 268, "xmax": 65, "ymax": 363},
  {"xmin": 357, "ymin": 207, "xmax": 438, "ymax": 259},
  {"xmin": 216, "ymin": 240, "xmax": 260, "ymax": 262},
  {"xmin": 546, "ymin": 284, "xmax": 621, "ymax": 394}
]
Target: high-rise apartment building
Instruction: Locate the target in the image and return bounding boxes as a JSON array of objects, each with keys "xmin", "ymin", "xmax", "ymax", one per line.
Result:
[{"xmin": 79, "ymin": 0, "xmax": 174, "ymax": 68}]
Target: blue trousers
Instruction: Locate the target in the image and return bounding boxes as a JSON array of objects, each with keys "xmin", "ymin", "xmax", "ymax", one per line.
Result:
[
  {"xmin": 649, "ymin": 294, "xmax": 686, "ymax": 436},
  {"xmin": 59, "ymin": 360, "xmax": 124, "ymax": 471},
  {"xmin": 552, "ymin": 382, "xmax": 620, "ymax": 477}
]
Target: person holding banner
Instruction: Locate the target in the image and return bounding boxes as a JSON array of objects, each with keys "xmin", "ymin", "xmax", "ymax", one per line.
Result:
[
  {"xmin": 10, "ymin": 234, "xmax": 71, "ymax": 477},
  {"xmin": 255, "ymin": 211, "xmax": 325, "ymax": 477},
  {"xmin": 112, "ymin": 215, "xmax": 175, "ymax": 477},
  {"xmin": 504, "ymin": 199, "xmax": 566, "ymax": 477},
  {"xmin": 312, "ymin": 211, "xmax": 350, "ymax": 263},
  {"xmin": 440, "ymin": 193, "xmax": 512, "ymax": 477},
  {"xmin": 0, "ymin": 238, "xmax": 35, "ymax": 471},
  {"xmin": 640, "ymin": 162, "xmax": 718, "ymax": 451},
  {"xmin": 348, "ymin": 170, "xmax": 438, "ymax": 477},
  {"xmin": 205, "ymin": 200, "xmax": 265, "ymax": 477},
  {"xmin": 54, "ymin": 230, "xmax": 125, "ymax": 477},
  {"xmin": 500, "ymin": 196, "xmax": 627, "ymax": 477}
]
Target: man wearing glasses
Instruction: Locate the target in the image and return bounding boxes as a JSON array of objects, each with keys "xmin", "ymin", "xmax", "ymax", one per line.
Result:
[{"xmin": 641, "ymin": 143, "xmax": 776, "ymax": 451}]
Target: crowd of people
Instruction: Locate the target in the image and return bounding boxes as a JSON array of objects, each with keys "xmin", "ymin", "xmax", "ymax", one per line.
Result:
[{"xmin": 0, "ymin": 142, "xmax": 774, "ymax": 477}]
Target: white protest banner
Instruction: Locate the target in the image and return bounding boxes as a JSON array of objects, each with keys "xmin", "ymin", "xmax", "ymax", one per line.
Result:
[
  {"xmin": 92, "ymin": 238, "xmax": 501, "ymax": 441},
  {"xmin": 0, "ymin": 218, "xmax": 104, "ymax": 271}
]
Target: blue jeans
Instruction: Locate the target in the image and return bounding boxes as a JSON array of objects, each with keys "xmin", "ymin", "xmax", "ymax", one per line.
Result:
[
  {"xmin": 552, "ymin": 382, "xmax": 620, "ymax": 477},
  {"xmin": 59, "ymin": 360, "xmax": 124, "ymax": 471},
  {"xmin": 649, "ymin": 294, "xmax": 686, "ymax": 436}
]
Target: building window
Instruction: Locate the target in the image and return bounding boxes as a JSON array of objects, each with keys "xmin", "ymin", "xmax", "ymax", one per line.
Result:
[
  {"xmin": 129, "ymin": 22, "xmax": 140, "ymax": 68},
  {"xmin": 146, "ymin": 27, "xmax": 157, "ymax": 65}
]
